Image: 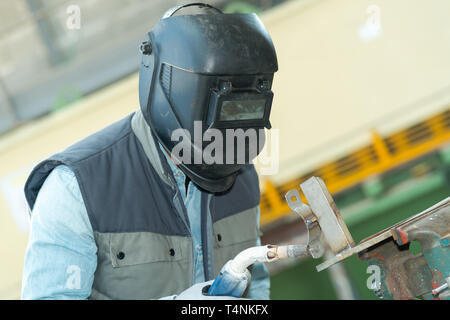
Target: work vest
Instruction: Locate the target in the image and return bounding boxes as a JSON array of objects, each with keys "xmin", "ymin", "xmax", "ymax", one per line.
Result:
[{"xmin": 24, "ymin": 112, "xmax": 261, "ymax": 299}]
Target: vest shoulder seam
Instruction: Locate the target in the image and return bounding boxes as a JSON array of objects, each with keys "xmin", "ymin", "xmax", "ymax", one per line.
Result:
[{"xmin": 68, "ymin": 130, "xmax": 133, "ymax": 165}]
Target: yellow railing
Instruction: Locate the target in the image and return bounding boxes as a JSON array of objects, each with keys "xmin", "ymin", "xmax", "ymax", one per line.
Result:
[{"xmin": 260, "ymin": 108, "xmax": 450, "ymax": 226}]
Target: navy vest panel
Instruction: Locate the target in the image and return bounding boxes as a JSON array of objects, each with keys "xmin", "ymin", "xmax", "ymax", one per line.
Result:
[{"xmin": 211, "ymin": 165, "xmax": 260, "ymax": 223}]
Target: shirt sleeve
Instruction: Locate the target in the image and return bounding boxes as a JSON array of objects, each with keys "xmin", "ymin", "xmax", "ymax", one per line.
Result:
[
  {"xmin": 246, "ymin": 207, "xmax": 271, "ymax": 300},
  {"xmin": 21, "ymin": 165, "xmax": 97, "ymax": 300}
]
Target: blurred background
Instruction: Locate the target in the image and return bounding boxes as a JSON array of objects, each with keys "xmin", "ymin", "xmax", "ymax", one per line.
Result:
[{"xmin": 0, "ymin": 0, "xmax": 449, "ymax": 299}]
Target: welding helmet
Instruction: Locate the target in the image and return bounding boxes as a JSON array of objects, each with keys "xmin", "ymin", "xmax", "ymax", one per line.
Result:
[{"xmin": 139, "ymin": 3, "xmax": 278, "ymax": 193}]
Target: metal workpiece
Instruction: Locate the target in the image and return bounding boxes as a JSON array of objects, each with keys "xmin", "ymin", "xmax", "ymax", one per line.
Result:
[
  {"xmin": 285, "ymin": 188, "xmax": 323, "ymax": 258},
  {"xmin": 286, "ymin": 177, "xmax": 394, "ymax": 272},
  {"xmin": 301, "ymin": 177, "xmax": 355, "ymax": 253},
  {"xmin": 285, "ymin": 176, "xmax": 354, "ymax": 261},
  {"xmin": 285, "ymin": 189, "xmax": 312, "ymax": 219}
]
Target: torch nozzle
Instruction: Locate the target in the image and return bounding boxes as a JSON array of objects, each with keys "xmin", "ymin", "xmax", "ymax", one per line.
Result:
[{"xmin": 229, "ymin": 244, "xmax": 309, "ymax": 274}]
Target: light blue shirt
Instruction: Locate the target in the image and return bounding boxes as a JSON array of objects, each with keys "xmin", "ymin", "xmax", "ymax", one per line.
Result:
[{"xmin": 22, "ymin": 161, "xmax": 270, "ymax": 299}]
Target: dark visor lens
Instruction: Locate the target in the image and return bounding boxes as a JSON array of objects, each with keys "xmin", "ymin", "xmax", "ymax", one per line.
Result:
[{"xmin": 219, "ymin": 99, "xmax": 266, "ymax": 121}]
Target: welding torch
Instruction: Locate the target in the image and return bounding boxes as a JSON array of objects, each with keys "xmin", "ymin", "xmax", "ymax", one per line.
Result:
[{"xmin": 207, "ymin": 244, "xmax": 309, "ymax": 297}]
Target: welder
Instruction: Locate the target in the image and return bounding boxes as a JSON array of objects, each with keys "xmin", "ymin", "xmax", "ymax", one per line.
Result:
[{"xmin": 21, "ymin": 3, "xmax": 278, "ymax": 299}]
